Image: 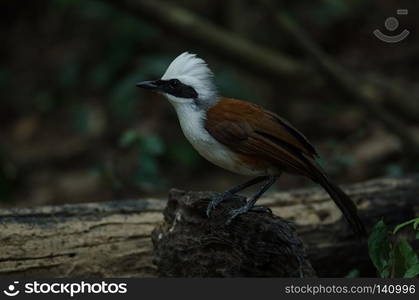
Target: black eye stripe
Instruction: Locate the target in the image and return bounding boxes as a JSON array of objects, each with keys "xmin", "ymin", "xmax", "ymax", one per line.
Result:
[{"xmin": 158, "ymin": 79, "xmax": 198, "ymax": 99}]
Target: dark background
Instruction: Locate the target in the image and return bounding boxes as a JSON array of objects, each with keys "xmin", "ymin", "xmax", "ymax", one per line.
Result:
[{"xmin": 1, "ymin": 0, "xmax": 418, "ymax": 208}]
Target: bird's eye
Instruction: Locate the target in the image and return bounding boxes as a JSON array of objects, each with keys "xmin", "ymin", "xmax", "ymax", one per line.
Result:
[{"xmin": 170, "ymin": 79, "xmax": 180, "ymax": 87}]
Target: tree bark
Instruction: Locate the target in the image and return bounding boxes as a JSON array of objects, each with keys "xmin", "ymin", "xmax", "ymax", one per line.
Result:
[{"xmin": 0, "ymin": 175, "xmax": 418, "ymax": 277}]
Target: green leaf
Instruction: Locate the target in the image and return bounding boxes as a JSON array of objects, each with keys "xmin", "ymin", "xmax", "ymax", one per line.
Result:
[
  {"xmin": 381, "ymin": 268, "xmax": 391, "ymax": 278},
  {"xmin": 393, "ymin": 218, "xmax": 419, "ymax": 234},
  {"xmin": 368, "ymin": 220, "xmax": 391, "ymax": 277},
  {"xmin": 404, "ymin": 263, "xmax": 419, "ymax": 278},
  {"xmin": 392, "ymin": 238, "xmax": 419, "ymax": 278}
]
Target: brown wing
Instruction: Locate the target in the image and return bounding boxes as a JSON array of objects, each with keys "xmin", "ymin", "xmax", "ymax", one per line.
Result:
[
  {"xmin": 205, "ymin": 98, "xmax": 366, "ymax": 235},
  {"xmin": 205, "ymin": 98, "xmax": 318, "ymax": 176}
]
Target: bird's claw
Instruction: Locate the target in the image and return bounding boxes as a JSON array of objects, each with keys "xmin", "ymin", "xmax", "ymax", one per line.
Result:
[
  {"xmin": 225, "ymin": 206, "xmax": 250, "ymax": 225},
  {"xmin": 206, "ymin": 192, "xmax": 246, "ymax": 217},
  {"xmin": 249, "ymin": 205, "xmax": 272, "ymax": 214},
  {"xmin": 206, "ymin": 198, "xmax": 220, "ymax": 217},
  {"xmin": 225, "ymin": 204, "xmax": 272, "ymax": 225}
]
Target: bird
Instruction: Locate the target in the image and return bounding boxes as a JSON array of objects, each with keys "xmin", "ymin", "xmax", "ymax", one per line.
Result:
[{"xmin": 136, "ymin": 52, "xmax": 366, "ymax": 236}]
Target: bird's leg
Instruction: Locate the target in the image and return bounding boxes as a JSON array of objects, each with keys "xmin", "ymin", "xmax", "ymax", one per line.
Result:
[
  {"xmin": 206, "ymin": 176, "xmax": 268, "ymax": 217},
  {"xmin": 226, "ymin": 176, "xmax": 277, "ymax": 225}
]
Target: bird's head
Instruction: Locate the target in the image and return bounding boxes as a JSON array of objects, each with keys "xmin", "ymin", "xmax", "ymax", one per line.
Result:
[{"xmin": 136, "ymin": 52, "xmax": 218, "ymax": 109}]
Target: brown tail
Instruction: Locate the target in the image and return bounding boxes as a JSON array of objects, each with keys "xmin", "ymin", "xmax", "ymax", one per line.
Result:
[
  {"xmin": 306, "ymin": 158, "xmax": 366, "ymax": 237},
  {"xmin": 318, "ymin": 176, "xmax": 366, "ymax": 237}
]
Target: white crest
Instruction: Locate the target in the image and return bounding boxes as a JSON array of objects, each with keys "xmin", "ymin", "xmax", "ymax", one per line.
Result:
[{"xmin": 161, "ymin": 52, "xmax": 218, "ymax": 105}]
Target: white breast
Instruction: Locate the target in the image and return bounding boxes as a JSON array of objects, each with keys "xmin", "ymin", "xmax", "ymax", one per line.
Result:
[{"xmin": 171, "ymin": 103, "xmax": 267, "ymax": 176}]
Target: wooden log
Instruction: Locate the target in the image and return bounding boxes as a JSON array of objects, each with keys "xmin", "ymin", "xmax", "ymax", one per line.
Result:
[
  {"xmin": 0, "ymin": 176, "xmax": 418, "ymax": 277},
  {"xmin": 0, "ymin": 200, "xmax": 165, "ymax": 278}
]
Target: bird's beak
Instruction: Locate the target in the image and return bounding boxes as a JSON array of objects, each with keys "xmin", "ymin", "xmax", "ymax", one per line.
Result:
[{"xmin": 136, "ymin": 80, "xmax": 159, "ymax": 90}]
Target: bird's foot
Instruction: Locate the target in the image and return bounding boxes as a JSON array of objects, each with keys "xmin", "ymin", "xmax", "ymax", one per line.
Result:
[
  {"xmin": 249, "ymin": 205, "xmax": 272, "ymax": 214},
  {"xmin": 225, "ymin": 204, "xmax": 271, "ymax": 225},
  {"xmin": 206, "ymin": 192, "xmax": 246, "ymax": 217}
]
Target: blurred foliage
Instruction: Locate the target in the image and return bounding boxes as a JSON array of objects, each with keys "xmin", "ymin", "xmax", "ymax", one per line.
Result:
[
  {"xmin": 215, "ymin": 68, "xmax": 256, "ymax": 101},
  {"xmin": 1, "ymin": 0, "xmax": 418, "ymax": 206},
  {"xmin": 368, "ymin": 220, "xmax": 419, "ymax": 278},
  {"xmin": 109, "ymin": 72, "xmax": 141, "ymax": 121},
  {"xmin": 345, "ymin": 269, "xmax": 360, "ymax": 278},
  {"xmin": 119, "ymin": 129, "xmax": 166, "ymax": 190},
  {"xmin": 166, "ymin": 141, "xmax": 200, "ymax": 169},
  {"xmin": 34, "ymin": 91, "xmax": 55, "ymax": 114},
  {"xmin": 0, "ymin": 149, "xmax": 16, "ymax": 202},
  {"xmin": 385, "ymin": 164, "xmax": 404, "ymax": 177},
  {"xmin": 0, "ymin": 169, "xmax": 13, "ymax": 202},
  {"xmin": 309, "ymin": 0, "xmax": 352, "ymax": 25},
  {"xmin": 294, "ymin": 0, "xmax": 365, "ymax": 28},
  {"xmin": 0, "ymin": 68, "xmax": 9, "ymax": 91}
]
